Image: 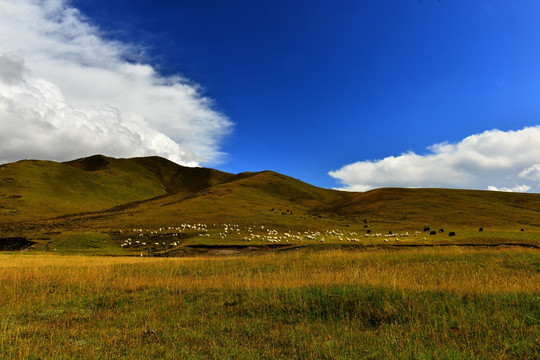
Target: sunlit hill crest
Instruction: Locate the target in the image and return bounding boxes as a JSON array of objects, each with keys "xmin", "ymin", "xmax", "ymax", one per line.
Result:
[{"xmin": 2, "ymin": 154, "xmax": 540, "ymax": 233}]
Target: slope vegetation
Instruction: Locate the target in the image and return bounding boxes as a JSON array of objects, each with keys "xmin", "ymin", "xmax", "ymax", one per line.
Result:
[
  {"xmin": 91, "ymin": 170, "xmax": 351, "ymax": 230},
  {"xmin": 2, "ymin": 155, "xmax": 540, "ymax": 238},
  {"xmin": 0, "ymin": 155, "xmax": 233, "ymax": 222},
  {"xmin": 41, "ymin": 164, "xmax": 540, "ymax": 237},
  {"xmin": 326, "ymin": 187, "xmax": 540, "ymax": 229}
]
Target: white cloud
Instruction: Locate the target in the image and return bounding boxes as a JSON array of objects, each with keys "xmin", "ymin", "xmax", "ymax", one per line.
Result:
[
  {"xmin": 329, "ymin": 126, "xmax": 540, "ymax": 193},
  {"xmin": 487, "ymin": 185, "xmax": 531, "ymax": 193},
  {"xmin": 519, "ymin": 164, "xmax": 540, "ymax": 182},
  {"xmin": 0, "ymin": 0, "xmax": 231, "ymax": 166}
]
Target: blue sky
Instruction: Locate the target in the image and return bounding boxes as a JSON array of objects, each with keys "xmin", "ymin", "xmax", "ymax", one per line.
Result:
[{"xmin": 2, "ymin": 0, "xmax": 540, "ymax": 192}]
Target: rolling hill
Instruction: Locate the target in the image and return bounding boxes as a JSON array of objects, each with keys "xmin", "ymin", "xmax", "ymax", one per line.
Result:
[
  {"xmin": 0, "ymin": 154, "xmax": 234, "ymax": 222},
  {"xmin": 1, "ymin": 154, "xmax": 540, "ymax": 253}
]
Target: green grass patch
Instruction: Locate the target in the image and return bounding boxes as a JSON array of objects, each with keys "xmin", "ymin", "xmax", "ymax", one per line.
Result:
[
  {"xmin": 49, "ymin": 232, "xmax": 123, "ymax": 255},
  {"xmin": 1, "ymin": 285, "xmax": 537, "ymax": 359}
]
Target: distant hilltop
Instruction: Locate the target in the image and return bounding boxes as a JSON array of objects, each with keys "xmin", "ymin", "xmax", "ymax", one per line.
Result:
[{"xmin": 1, "ymin": 154, "xmax": 540, "ymax": 232}]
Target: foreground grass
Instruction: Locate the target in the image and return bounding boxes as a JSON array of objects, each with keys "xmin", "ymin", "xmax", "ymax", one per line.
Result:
[{"xmin": 0, "ymin": 248, "xmax": 538, "ymax": 359}]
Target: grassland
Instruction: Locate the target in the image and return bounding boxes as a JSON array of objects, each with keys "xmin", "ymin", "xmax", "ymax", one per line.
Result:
[
  {"xmin": 0, "ymin": 248, "xmax": 538, "ymax": 359},
  {"xmin": 1, "ymin": 155, "xmax": 539, "ymax": 358},
  {"xmin": 4, "ymin": 155, "xmax": 540, "ymax": 241}
]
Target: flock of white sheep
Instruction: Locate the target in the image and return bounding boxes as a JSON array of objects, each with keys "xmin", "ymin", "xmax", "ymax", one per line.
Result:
[{"xmin": 119, "ymin": 223, "xmax": 432, "ymax": 250}]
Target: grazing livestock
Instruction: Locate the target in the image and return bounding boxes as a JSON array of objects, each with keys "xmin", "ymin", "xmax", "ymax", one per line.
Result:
[
  {"xmin": 118, "ymin": 222, "xmax": 469, "ymax": 253},
  {"xmin": 448, "ymin": 232, "xmax": 456, "ymax": 236},
  {"xmin": 424, "ymin": 227, "xmax": 430, "ymax": 232},
  {"xmin": 429, "ymin": 231, "xmax": 436, "ymax": 235},
  {"xmin": 439, "ymin": 229, "xmax": 444, "ymax": 233},
  {"xmin": 479, "ymin": 227, "xmax": 483, "ymax": 232}
]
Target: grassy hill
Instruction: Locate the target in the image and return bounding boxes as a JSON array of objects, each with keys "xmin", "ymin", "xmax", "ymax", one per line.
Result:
[
  {"xmin": 324, "ymin": 187, "xmax": 540, "ymax": 229},
  {"xmin": 54, "ymin": 168, "xmax": 540, "ymax": 232},
  {"xmin": 1, "ymin": 155, "xmax": 540, "ymax": 253},
  {"xmin": 90, "ymin": 170, "xmax": 351, "ymax": 230},
  {"xmin": 0, "ymin": 155, "xmax": 233, "ymax": 222}
]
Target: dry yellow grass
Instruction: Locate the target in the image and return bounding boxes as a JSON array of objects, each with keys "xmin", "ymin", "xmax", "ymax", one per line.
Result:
[
  {"xmin": 0, "ymin": 248, "xmax": 538, "ymax": 359},
  {"xmin": 1, "ymin": 247, "xmax": 537, "ymax": 296}
]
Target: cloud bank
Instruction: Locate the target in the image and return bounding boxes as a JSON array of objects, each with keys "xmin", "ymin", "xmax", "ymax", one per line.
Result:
[
  {"xmin": 329, "ymin": 126, "xmax": 540, "ymax": 193},
  {"xmin": 0, "ymin": 0, "xmax": 231, "ymax": 166}
]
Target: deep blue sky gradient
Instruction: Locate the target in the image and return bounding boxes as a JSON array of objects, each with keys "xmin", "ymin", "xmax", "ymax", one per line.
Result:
[{"xmin": 73, "ymin": 0, "xmax": 540, "ymax": 187}]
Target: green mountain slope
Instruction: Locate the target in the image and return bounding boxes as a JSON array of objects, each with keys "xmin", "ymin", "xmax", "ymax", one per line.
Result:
[
  {"xmin": 0, "ymin": 155, "xmax": 233, "ymax": 222},
  {"xmin": 323, "ymin": 187, "xmax": 540, "ymax": 229},
  {"xmin": 91, "ymin": 170, "xmax": 351, "ymax": 230},
  {"xmin": 57, "ymin": 166, "xmax": 540, "ymax": 234},
  {"xmin": 2, "ymin": 155, "xmax": 540, "ymax": 240}
]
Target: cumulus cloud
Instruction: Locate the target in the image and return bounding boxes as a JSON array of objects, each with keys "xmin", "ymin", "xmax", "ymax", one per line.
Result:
[
  {"xmin": 329, "ymin": 126, "xmax": 540, "ymax": 193},
  {"xmin": 0, "ymin": 0, "xmax": 231, "ymax": 166},
  {"xmin": 487, "ymin": 185, "xmax": 531, "ymax": 193}
]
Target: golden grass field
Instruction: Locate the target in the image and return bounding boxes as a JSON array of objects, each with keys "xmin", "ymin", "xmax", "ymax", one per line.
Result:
[{"xmin": 1, "ymin": 247, "xmax": 538, "ymax": 359}]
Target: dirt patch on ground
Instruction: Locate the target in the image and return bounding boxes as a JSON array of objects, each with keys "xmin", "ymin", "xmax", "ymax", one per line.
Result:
[
  {"xmin": 161, "ymin": 242, "xmax": 539, "ymax": 257},
  {"xmin": 165, "ymin": 244, "xmax": 294, "ymax": 257},
  {"xmin": 208, "ymin": 249, "xmax": 242, "ymax": 255}
]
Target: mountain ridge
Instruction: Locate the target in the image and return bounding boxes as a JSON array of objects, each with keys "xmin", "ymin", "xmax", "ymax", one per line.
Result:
[
  {"xmin": 2, "ymin": 155, "xmax": 540, "ymax": 233},
  {"xmin": 0, "ymin": 155, "xmax": 233, "ymax": 221}
]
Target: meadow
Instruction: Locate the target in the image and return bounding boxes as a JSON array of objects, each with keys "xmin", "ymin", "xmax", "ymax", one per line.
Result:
[
  {"xmin": 1, "ymin": 156, "xmax": 539, "ymax": 358},
  {"xmin": 0, "ymin": 247, "xmax": 538, "ymax": 359}
]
